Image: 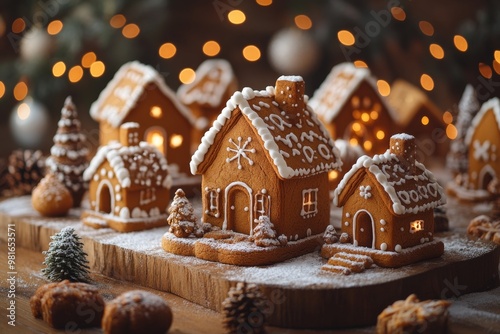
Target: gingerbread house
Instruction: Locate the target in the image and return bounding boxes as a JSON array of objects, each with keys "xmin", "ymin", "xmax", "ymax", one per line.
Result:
[
  {"xmin": 177, "ymin": 59, "xmax": 238, "ymax": 150},
  {"xmin": 332, "ymin": 134, "xmax": 445, "ymax": 266},
  {"xmin": 90, "ymin": 61, "xmax": 196, "ymax": 180},
  {"xmin": 190, "ymin": 76, "xmax": 342, "ymax": 241},
  {"xmin": 387, "ymin": 80, "xmax": 447, "ymax": 156},
  {"xmin": 82, "ymin": 123, "xmax": 171, "ymax": 232},
  {"xmin": 309, "ymin": 62, "xmax": 399, "ymax": 155},
  {"xmin": 458, "ymin": 97, "xmax": 500, "ymax": 199}
]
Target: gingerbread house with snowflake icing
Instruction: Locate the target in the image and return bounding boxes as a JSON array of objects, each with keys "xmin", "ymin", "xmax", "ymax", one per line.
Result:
[
  {"xmin": 454, "ymin": 97, "xmax": 500, "ymax": 200},
  {"xmin": 309, "ymin": 62, "xmax": 398, "ymax": 155},
  {"xmin": 177, "ymin": 59, "xmax": 238, "ymax": 150},
  {"xmin": 332, "ymin": 134, "xmax": 445, "ymax": 266},
  {"xmin": 90, "ymin": 61, "xmax": 196, "ymax": 181},
  {"xmin": 190, "ymin": 76, "xmax": 342, "ymax": 241},
  {"xmin": 82, "ymin": 122, "xmax": 171, "ymax": 232}
]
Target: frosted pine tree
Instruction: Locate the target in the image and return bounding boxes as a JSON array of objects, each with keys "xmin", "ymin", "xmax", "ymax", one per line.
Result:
[
  {"xmin": 252, "ymin": 215, "xmax": 286, "ymax": 247},
  {"xmin": 46, "ymin": 96, "xmax": 89, "ymax": 206},
  {"xmin": 42, "ymin": 226, "xmax": 90, "ymax": 282},
  {"xmin": 168, "ymin": 188, "xmax": 203, "ymax": 237},
  {"xmin": 447, "ymin": 85, "xmax": 480, "ymax": 174}
]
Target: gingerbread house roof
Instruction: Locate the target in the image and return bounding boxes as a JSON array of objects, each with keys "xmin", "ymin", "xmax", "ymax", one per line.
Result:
[
  {"xmin": 334, "ymin": 134, "xmax": 445, "ymax": 216},
  {"xmin": 190, "ymin": 76, "xmax": 342, "ymax": 179},
  {"xmin": 309, "ymin": 62, "xmax": 398, "ymax": 123},
  {"xmin": 177, "ymin": 59, "xmax": 236, "ymax": 108},
  {"xmin": 387, "ymin": 80, "xmax": 444, "ymax": 128},
  {"xmin": 90, "ymin": 61, "xmax": 197, "ymax": 128},
  {"xmin": 464, "ymin": 97, "xmax": 500, "ymax": 145},
  {"xmin": 83, "ymin": 124, "xmax": 171, "ymax": 189}
]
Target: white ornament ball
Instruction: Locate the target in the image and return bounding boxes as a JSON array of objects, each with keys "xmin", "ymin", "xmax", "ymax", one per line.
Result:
[
  {"xmin": 268, "ymin": 28, "xmax": 320, "ymax": 75},
  {"xmin": 10, "ymin": 96, "xmax": 49, "ymax": 148},
  {"xmin": 20, "ymin": 27, "xmax": 54, "ymax": 62}
]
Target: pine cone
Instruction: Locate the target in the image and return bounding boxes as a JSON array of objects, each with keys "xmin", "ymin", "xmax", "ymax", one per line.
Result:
[
  {"xmin": 222, "ymin": 282, "xmax": 268, "ymax": 334},
  {"xmin": 3, "ymin": 150, "xmax": 46, "ymax": 196}
]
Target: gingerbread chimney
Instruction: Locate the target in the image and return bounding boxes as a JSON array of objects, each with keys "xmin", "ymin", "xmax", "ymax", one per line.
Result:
[
  {"xmin": 119, "ymin": 122, "xmax": 140, "ymax": 147},
  {"xmin": 275, "ymin": 75, "xmax": 306, "ymax": 120},
  {"xmin": 390, "ymin": 133, "xmax": 417, "ymax": 174}
]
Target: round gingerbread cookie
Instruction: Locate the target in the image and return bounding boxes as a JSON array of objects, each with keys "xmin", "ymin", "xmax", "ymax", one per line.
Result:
[
  {"xmin": 102, "ymin": 290, "xmax": 173, "ymax": 334},
  {"xmin": 32, "ymin": 173, "xmax": 73, "ymax": 216}
]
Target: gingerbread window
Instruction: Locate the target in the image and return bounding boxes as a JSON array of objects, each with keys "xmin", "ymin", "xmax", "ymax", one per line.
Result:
[
  {"xmin": 254, "ymin": 192, "xmax": 270, "ymax": 219},
  {"xmin": 410, "ymin": 220, "xmax": 424, "ymax": 233},
  {"xmin": 205, "ymin": 188, "xmax": 220, "ymax": 217},
  {"xmin": 301, "ymin": 188, "xmax": 318, "ymax": 218}
]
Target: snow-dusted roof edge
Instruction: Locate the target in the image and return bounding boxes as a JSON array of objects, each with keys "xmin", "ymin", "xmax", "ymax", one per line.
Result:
[
  {"xmin": 190, "ymin": 86, "xmax": 342, "ymax": 179},
  {"xmin": 464, "ymin": 97, "xmax": 500, "ymax": 145},
  {"xmin": 90, "ymin": 61, "xmax": 197, "ymax": 128}
]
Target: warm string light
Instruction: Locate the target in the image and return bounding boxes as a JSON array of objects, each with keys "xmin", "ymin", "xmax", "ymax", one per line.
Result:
[
  {"xmin": 68, "ymin": 66, "xmax": 83, "ymax": 83},
  {"xmin": 419, "ymin": 21, "xmax": 434, "ymax": 36},
  {"xmin": 353, "ymin": 60, "xmax": 368, "ymax": 68},
  {"xmin": 81, "ymin": 52, "xmax": 97, "ymax": 68},
  {"xmin": 0, "ymin": 81, "xmax": 5, "ymax": 99},
  {"xmin": 122, "ymin": 23, "xmax": 140, "ymax": 38},
  {"xmin": 90, "ymin": 61, "xmax": 105, "ymax": 77},
  {"xmin": 0, "ymin": 15, "xmax": 6, "ymax": 37},
  {"xmin": 420, "ymin": 74, "xmax": 434, "ymax": 91},
  {"xmin": 453, "ymin": 35, "xmax": 468, "ymax": 52},
  {"xmin": 159, "ymin": 42, "xmax": 177, "ymax": 59},
  {"xmin": 429, "ymin": 44, "xmax": 444, "ymax": 60},
  {"xmin": 338, "ymin": 30, "xmax": 355, "ymax": 46},
  {"xmin": 228, "ymin": 10, "xmax": 246, "ymax": 24},
  {"xmin": 13, "ymin": 81, "xmax": 28, "ymax": 101},
  {"xmin": 203, "ymin": 41, "xmax": 221, "ymax": 56},
  {"xmin": 446, "ymin": 124, "xmax": 458, "ymax": 139},
  {"xmin": 256, "ymin": 0, "xmax": 272, "ymax": 6},
  {"xmin": 442, "ymin": 111, "xmax": 453, "ymax": 124},
  {"xmin": 12, "ymin": 18, "xmax": 25, "ymax": 33},
  {"xmin": 376, "ymin": 80, "xmax": 391, "ymax": 97},
  {"xmin": 242, "ymin": 45, "xmax": 261, "ymax": 61},
  {"xmin": 110, "ymin": 14, "xmax": 126, "ymax": 28},
  {"xmin": 47, "ymin": 20, "xmax": 63, "ymax": 35},
  {"xmin": 294, "ymin": 15, "xmax": 312, "ymax": 30},
  {"xmin": 52, "ymin": 61, "xmax": 66, "ymax": 77},
  {"xmin": 179, "ymin": 68, "xmax": 196, "ymax": 84},
  {"xmin": 479, "ymin": 63, "xmax": 493, "ymax": 79},
  {"xmin": 391, "ymin": 7, "xmax": 406, "ymax": 21}
]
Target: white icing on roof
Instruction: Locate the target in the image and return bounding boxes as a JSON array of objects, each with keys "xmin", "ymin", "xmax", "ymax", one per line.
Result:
[
  {"xmin": 190, "ymin": 84, "xmax": 342, "ymax": 179},
  {"xmin": 309, "ymin": 62, "xmax": 398, "ymax": 123},
  {"xmin": 90, "ymin": 61, "xmax": 196, "ymax": 128},
  {"xmin": 464, "ymin": 97, "xmax": 500, "ymax": 145},
  {"xmin": 177, "ymin": 59, "xmax": 236, "ymax": 108},
  {"xmin": 334, "ymin": 150, "xmax": 446, "ymax": 215},
  {"xmin": 83, "ymin": 140, "xmax": 170, "ymax": 189}
]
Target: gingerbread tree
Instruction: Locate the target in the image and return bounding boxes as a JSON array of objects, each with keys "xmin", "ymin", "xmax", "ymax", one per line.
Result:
[
  {"xmin": 42, "ymin": 226, "xmax": 90, "ymax": 282},
  {"xmin": 168, "ymin": 188, "xmax": 203, "ymax": 238},
  {"xmin": 46, "ymin": 97, "xmax": 89, "ymax": 206},
  {"xmin": 447, "ymin": 85, "xmax": 480, "ymax": 174},
  {"xmin": 252, "ymin": 215, "xmax": 284, "ymax": 247}
]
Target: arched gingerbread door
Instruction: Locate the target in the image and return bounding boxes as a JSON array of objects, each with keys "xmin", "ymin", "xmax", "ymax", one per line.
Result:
[
  {"xmin": 97, "ymin": 180, "xmax": 114, "ymax": 214},
  {"xmin": 225, "ymin": 182, "xmax": 253, "ymax": 235},
  {"xmin": 479, "ymin": 165, "xmax": 496, "ymax": 190},
  {"xmin": 353, "ymin": 210, "xmax": 375, "ymax": 248}
]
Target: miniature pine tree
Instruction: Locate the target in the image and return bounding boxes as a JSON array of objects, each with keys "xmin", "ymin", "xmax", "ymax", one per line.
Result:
[
  {"xmin": 447, "ymin": 85, "xmax": 480, "ymax": 174},
  {"xmin": 252, "ymin": 215, "xmax": 283, "ymax": 247},
  {"xmin": 46, "ymin": 96, "xmax": 89, "ymax": 207},
  {"xmin": 168, "ymin": 188, "xmax": 203, "ymax": 238},
  {"xmin": 222, "ymin": 282, "xmax": 268, "ymax": 334},
  {"xmin": 42, "ymin": 226, "xmax": 90, "ymax": 282}
]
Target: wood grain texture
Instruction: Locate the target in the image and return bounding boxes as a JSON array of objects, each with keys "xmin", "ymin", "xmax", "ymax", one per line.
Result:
[{"xmin": 0, "ymin": 196, "xmax": 499, "ymax": 330}]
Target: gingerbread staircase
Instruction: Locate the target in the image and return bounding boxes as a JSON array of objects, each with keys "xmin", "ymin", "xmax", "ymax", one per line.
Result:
[{"xmin": 322, "ymin": 252, "xmax": 374, "ymax": 275}]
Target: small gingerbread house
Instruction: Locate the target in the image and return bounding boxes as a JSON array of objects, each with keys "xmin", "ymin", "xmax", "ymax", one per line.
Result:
[
  {"xmin": 309, "ymin": 62, "xmax": 399, "ymax": 155},
  {"xmin": 463, "ymin": 97, "xmax": 500, "ymax": 194},
  {"xmin": 387, "ymin": 80, "xmax": 447, "ymax": 155},
  {"xmin": 191, "ymin": 76, "xmax": 342, "ymax": 241},
  {"xmin": 90, "ymin": 61, "xmax": 196, "ymax": 180},
  {"xmin": 82, "ymin": 123, "xmax": 171, "ymax": 232},
  {"xmin": 334, "ymin": 134, "xmax": 445, "ymax": 257},
  {"xmin": 177, "ymin": 59, "xmax": 238, "ymax": 150}
]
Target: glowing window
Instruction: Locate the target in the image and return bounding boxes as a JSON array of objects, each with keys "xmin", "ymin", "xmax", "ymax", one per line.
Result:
[
  {"xmin": 351, "ymin": 96, "xmax": 360, "ymax": 108},
  {"xmin": 170, "ymin": 134, "xmax": 183, "ymax": 148},
  {"xmin": 349, "ymin": 138, "xmax": 359, "ymax": 146},
  {"xmin": 328, "ymin": 170, "xmax": 338, "ymax": 181},
  {"xmin": 150, "ymin": 106, "xmax": 162, "ymax": 118},
  {"xmin": 352, "ymin": 122, "xmax": 361, "ymax": 132},
  {"xmin": 301, "ymin": 189, "xmax": 318, "ymax": 218},
  {"xmin": 361, "ymin": 112, "xmax": 370, "ymax": 122},
  {"xmin": 370, "ymin": 111, "xmax": 379, "ymax": 120},
  {"xmin": 410, "ymin": 220, "xmax": 424, "ymax": 233},
  {"xmin": 147, "ymin": 130, "xmax": 165, "ymax": 155}
]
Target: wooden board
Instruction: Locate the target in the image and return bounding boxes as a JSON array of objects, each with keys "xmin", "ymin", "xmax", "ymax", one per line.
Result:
[{"xmin": 0, "ymin": 196, "xmax": 499, "ymax": 329}]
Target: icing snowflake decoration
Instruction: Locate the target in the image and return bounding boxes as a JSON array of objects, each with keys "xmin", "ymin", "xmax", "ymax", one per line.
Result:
[
  {"xmin": 226, "ymin": 136, "xmax": 256, "ymax": 169},
  {"xmin": 473, "ymin": 140, "xmax": 491, "ymax": 162},
  {"xmin": 359, "ymin": 185, "xmax": 372, "ymax": 199}
]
